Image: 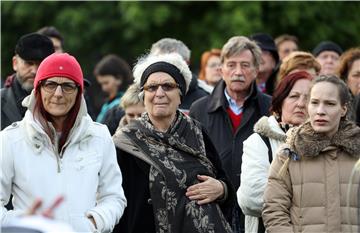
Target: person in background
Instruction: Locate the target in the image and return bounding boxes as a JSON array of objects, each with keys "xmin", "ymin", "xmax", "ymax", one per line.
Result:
[
  {"xmin": 0, "ymin": 53, "xmax": 127, "ymax": 232},
  {"xmin": 277, "ymin": 51, "xmax": 321, "ymax": 83},
  {"xmin": 150, "ymin": 38, "xmax": 210, "ymax": 113},
  {"xmin": 312, "ymin": 40, "xmax": 343, "ymax": 75},
  {"xmin": 337, "ymin": 47, "xmax": 360, "ymax": 123},
  {"xmin": 262, "ymin": 75, "xmax": 360, "ymax": 232},
  {"xmin": 275, "ymin": 34, "xmax": 299, "ymax": 61},
  {"xmin": 198, "ymin": 48, "xmax": 222, "ymax": 91},
  {"xmin": 37, "ymin": 26, "xmax": 64, "ymax": 53},
  {"xmin": 250, "ymin": 33, "xmax": 280, "ymax": 95},
  {"xmin": 94, "ymin": 54, "xmax": 133, "ymax": 124},
  {"xmin": 113, "ymin": 53, "xmax": 234, "ymax": 233},
  {"xmin": 1, "ymin": 32, "xmax": 54, "ymax": 130},
  {"xmin": 190, "ymin": 36, "xmax": 272, "ymax": 233},
  {"xmin": 237, "ymin": 71, "xmax": 313, "ymax": 233},
  {"xmin": 116, "ymin": 83, "xmax": 145, "ymax": 129}
]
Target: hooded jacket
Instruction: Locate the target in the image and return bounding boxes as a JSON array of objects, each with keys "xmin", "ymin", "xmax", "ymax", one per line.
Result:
[
  {"xmin": 238, "ymin": 116, "xmax": 286, "ymax": 233},
  {"xmin": 0, "ymin": 91, "xmax": 127, "ymax": 233},
  {"xmin": 262, "ymin": 120, "xmax": 360, "ymax": 233}
]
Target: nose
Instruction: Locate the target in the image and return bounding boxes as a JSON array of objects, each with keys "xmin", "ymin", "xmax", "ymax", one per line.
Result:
[
  {"xmin": 297, "ymin": 95, "xmax": 307, "ymax": 108},
  {"xmin": 234, "ymin": 64, "xmax": 243, "ymax": 75},
  {"xmin": 154, "ymin": 85, "xmax": 166, "ymax": 96},
  {"xmin": 30, "ymin": 64, "xmax": 39, "ymax": 75},
  {"xmin": 54, "ymin": 85, "xmax": 64, "ymax": 96},
  {"xmin": 316, "ymin": 103, "xmax": 326, "ymax": 115}
]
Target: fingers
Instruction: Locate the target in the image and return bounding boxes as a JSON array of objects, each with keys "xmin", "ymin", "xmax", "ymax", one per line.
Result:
[
  {"xmin": 27, "ymin": 198, "xmax": 42, "ymax": 215},
  {"xmin": 42, "ymin": 196, "xmax": 64, "ymax": 218}
]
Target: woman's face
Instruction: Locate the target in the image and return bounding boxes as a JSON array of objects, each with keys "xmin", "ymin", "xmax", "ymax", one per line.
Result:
[
  {"xmin": 143, "ymin": 72, "xmax": 181, "ymax": 121},
  {"xmin": 346, "ymin": 59, "xmax": 360, "ymax": 96},
  {"xmin": 125, "ymin": 103, "xmax": 145, "ymax": 124},
  {"xmin": 96, "ymin": 74, "xmax": 121, "ymax": 97},
  {"xmin": 40, "ymin": 77, "xmax": 78, "ymax": 120},
  {"xmin": 281, "ymin": 78, "xmax": 311, "ymax": 126},
  {"xmin": 308, "ymin": 82, "xmax": 347, "ymax": 137},
  {"xmin": 205, "ymin": 55, "xmax": 222, "ymax": 86}
]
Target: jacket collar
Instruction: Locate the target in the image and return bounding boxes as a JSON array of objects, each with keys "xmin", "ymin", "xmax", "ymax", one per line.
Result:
[
  {"xmin": 207, "ymin": 80, "xmax": 259, "ymax": 113},
  {"xmin": 254, "ymin": 116, "xmax": 286, "ymax": 142},
  {"xmin": 288, "ymin": 120, "xmax": 360, "ymax": 158},
  {"xmin": 21, "ymin": 90, "xmax": 91, "ymax": 154}
]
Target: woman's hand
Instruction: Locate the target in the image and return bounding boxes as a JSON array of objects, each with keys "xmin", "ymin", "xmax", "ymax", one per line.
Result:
[
  {"xmin": 26, "ymin": 196, "xmax": 64, "ymax": 218},
  {"xmin": 185, "ymin": 175, "xmax": 224, "ymax": 205}
]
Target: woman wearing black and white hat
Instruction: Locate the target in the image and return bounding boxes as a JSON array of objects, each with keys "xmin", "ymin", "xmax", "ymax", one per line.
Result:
[{"xmin": 112, "ymin": 53, "xmax": 234, "ymax": 233}]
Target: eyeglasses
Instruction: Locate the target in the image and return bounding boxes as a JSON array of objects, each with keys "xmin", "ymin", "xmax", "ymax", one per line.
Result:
[
  {"xmin": 143, "ymin": 82, "xmax": 179, "ymax": 92},
  {"xmin": 41, "ymin": 81, "xmax": 79, "ymax": 94}
]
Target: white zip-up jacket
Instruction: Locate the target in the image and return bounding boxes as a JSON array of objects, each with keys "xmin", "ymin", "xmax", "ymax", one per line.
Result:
[
  {"xmin": 237, "ymin": 116, "xmax": 286, "ymax": 233},
  {"xmin": 1, "ymin": 91, "xmax": 127, "ymax": 232}
]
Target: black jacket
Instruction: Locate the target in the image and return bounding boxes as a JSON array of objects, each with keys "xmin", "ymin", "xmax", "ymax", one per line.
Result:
[
  {"xmin": 179, "ymin": 75, "xmax": 208, "ymax": 113},
  {"xmin": 1, "ymin": 75, "xmax": 30, "ymax": 130},
  {"xmin": 189, "ymin": 80, "xmax": 271, "ymax": 190},
  {"xmin": 113, "ymin": 127, "xmax": 235, "ymax": 233}
]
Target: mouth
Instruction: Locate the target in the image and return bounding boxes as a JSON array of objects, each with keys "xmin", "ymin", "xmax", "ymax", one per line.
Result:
[
  {"xmin": 294, "ymin": 111, "xmax": 305, "ymax": 116},
  {"xmin": 315, "ymin": 119, "xmax": 328, "ymax": 125},
  {"xmin": 231, "ymin": 77, "xmax": 245, "ymax": 83}
]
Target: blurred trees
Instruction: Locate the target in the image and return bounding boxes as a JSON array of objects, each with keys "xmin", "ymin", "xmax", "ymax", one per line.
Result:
[{"xmin": 2, "ymin": 1, "xmax": 359, "ymax": 85}]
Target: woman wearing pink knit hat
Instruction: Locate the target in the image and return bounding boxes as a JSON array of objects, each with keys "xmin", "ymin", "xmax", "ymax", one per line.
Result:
[{"xmin": 0, "ymin": 53, "xmax": 126, "ymax": 232}]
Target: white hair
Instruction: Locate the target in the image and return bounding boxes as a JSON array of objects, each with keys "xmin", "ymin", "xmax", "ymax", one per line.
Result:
[{"xmin": 133, "ymin": 53, "xmax": 192, "ymax": 94}]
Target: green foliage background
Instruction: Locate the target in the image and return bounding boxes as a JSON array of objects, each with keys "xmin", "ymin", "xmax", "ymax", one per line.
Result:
[{"xmin": 2, "ymin": 1, "xmax": 360, "ymax": 85}]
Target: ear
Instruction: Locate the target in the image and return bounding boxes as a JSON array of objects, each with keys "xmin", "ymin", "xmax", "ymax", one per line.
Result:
[
  {"xmin": 220, "ymin": 65, "xmax": 225, "ymax": 80},
  {"xmin": 12, "ymin": 56, "xmax": 18, "ymax": 72},
  {"xmin": 341, "ymin": 105, "xmax": 347, "ymax": 117}
]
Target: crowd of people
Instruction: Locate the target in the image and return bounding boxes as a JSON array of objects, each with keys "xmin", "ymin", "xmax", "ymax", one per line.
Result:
[{"xmin": 1, "ymin": 26, "xmax": 359, "ymax": 233}]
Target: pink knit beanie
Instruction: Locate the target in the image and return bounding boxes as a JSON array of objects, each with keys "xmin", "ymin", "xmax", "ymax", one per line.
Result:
[{"xmin": 34, "ymin": 53, "xmax": 84, "ymax": 92}]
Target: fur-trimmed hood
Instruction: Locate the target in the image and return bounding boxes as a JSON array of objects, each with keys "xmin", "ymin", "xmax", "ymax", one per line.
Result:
[
  {"xmin": 254, "ymin": 116, "xmax": 286, "ymax": 142},
  {"xmin": 287, "ymin": 120, "xmax": 360, "ymax": 158}
]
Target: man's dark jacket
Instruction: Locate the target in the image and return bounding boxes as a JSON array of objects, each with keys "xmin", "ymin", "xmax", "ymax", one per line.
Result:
[
  {"xmin": 1, "ymin": 75, "xmax": 30, "ymax": 130},
  {"xmin": 179, "ymin": 75, "xmax": 208, "ymax": 112},
  {"xmin": 189, "ymin": 80, "xmax": 271, "ymax": 190}
]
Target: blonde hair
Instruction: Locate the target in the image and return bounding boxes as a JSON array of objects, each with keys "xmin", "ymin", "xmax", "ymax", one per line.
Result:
[
  {"xmin": 278, "ymin": 51, "xmax": 321, "ymax": 81},
  {"xmin": 120, "ymin": 83, "xmax": 143, "ymax": 109}
]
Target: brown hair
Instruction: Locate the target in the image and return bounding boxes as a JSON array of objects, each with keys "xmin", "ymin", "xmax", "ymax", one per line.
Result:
[
  {"xmin": 336, "ymin": 47, "xmax": 360, "ymax": 82},
  {"xmin": 275, "ymin": 34, "xmax": 299, "ymax": 48},
  {"xmin": 198, "ymin": 49, "xmax": 221, "ymax": 81}
]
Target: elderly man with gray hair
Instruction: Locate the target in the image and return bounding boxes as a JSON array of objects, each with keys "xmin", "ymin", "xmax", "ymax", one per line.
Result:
[{"xmin": 189, "ymin": 36, "xmax": 272, "ymax": 233}]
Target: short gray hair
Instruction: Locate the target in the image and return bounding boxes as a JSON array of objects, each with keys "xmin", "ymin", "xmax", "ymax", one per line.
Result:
[
  {"xmin": 150, "ymin": 38, "xmax": 191, "ymax": 62},
  {"xmin": 133, "ymin": 53, "xmax": 192, "ymax": 95},
  {"xmin": 221, "ymin": 36, "xmax": 262, "ymax": 69}
]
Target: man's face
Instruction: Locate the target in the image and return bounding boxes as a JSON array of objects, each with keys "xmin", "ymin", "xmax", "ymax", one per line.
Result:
[
  {"xmin": 50, "ymin": 37, "xmax": 63, "ymax": 53},
  {"xmin": 259, "ymin": 50, "xmax": 276, "ymax": 76},
  {"xmin": 221, "ymin": 50, "xmax": 258, "ymax": 96},
  {"xmin": 278, "ymin": 40, "xmax": 298, "ymax": 61},
  {"xmin": 316, "ymin": 51, "xmax": 340, "ymax": 75},
  {"xmin": 12, "ymin": 55, "xmax": 40, "ymax": 91}
]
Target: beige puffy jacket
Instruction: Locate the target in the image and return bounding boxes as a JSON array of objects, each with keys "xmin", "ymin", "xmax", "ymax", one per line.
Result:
[{"xmin": 262, "ymin": 120, "xmax": 360, "ymax": 233}]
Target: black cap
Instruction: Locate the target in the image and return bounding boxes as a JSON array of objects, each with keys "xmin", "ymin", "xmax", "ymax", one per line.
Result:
[
  {"xmin": 84, "ymin": 78, "xmax": 91, "ymax": 87},
  {"xmin": 250, "ymin": 33, "xmax": 279, "ymax": 63},
  {"xmin": 15, "ymin": 33, "xmax": 55, "ymax": 61},
  {"xmin": 312, "ymin": 41, "xmax": 343, "ymax": 57}
]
